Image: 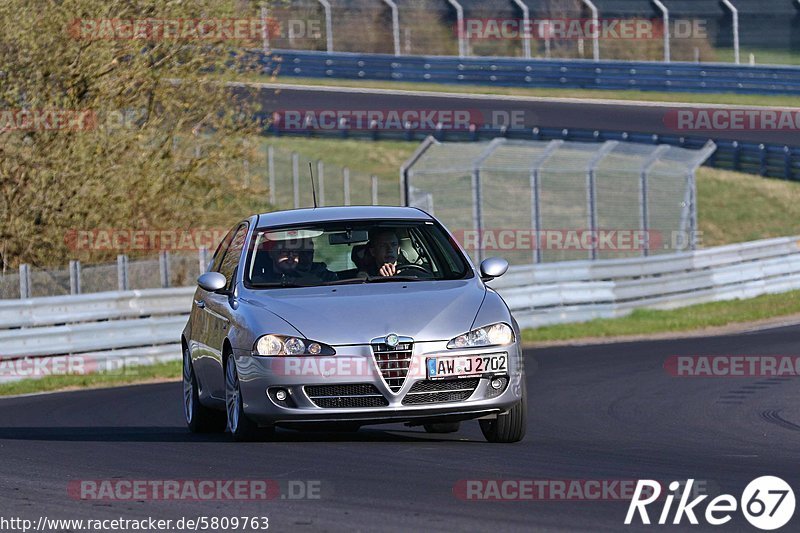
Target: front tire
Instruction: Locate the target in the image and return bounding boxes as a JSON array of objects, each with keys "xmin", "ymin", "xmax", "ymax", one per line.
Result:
[
  {"xmin": 225, "ymin": 355, "xmax": 271, "ymax": 441},
  {"xmin": 480, "ymin": 393, "xmax": 527, "ymax": 443},
  {"xmin": 183, "ymin": 348, "xmax": 226, "ymax": 433}
]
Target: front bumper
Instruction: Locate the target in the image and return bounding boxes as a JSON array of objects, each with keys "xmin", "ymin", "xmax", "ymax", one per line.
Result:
[{"xmin": 232, "ymin": 340, "xmax": 525, "ymax": 427}]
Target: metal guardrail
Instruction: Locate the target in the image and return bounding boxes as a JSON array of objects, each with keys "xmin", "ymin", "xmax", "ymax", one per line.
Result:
[
  {"xmin": 1, "ymin": 316, "xmax": 187, "ymax": 359},
  {"xmin": 492, "ymin": 236, "xmax": 800, "ymax": 286},
  {"xmin": 0, "ymin": 288, "xmax": 193, "ymax": 383},
  {"xmin": 262, "ymin": 49, "xmax": 800, "ymax": 96},
  {"xmin": 0, "ymin": 287, "xmax": 194, "ymax": 329},
  {"xmin": 489, "ymin": 235, "xmax": 800, "ymax": 328}
]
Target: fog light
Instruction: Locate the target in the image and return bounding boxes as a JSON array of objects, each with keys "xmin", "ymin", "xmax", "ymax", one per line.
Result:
[
  {"xmin": 490, "ymin": 378, "xmax": 504, "ymax": 390},
  {"xmin": 275, "ymin": 389, "xmax": 288, "ymax": 401}
]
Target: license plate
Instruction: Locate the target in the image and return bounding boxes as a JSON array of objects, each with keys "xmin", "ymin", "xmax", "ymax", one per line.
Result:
[{"xmin": 426, "ymin": 353, "xmax": 508, "ymax": 380}]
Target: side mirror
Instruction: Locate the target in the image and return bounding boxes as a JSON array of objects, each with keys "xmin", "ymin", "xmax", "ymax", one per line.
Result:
[
  {"xmin": 480, "ymin": 257, "xmax": 509, "ymax": 281},
  {"xmin": 197, "ymin": 271, "xmax": 227, "ymax": 292}
]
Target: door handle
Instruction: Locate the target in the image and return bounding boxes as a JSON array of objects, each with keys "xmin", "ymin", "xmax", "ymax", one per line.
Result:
[{"xmin": 194, "ymin": 299, "xmax": 206, "ymax": 309}]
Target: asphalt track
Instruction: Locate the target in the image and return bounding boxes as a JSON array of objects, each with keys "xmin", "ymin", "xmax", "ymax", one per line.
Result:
[
  {"xmin": 1, "ymin": 325, "xmax": 799, "ymax": 532},
  {"xmin": 245, "ymin": 83, "xmax": 800, "ymax": 146}
]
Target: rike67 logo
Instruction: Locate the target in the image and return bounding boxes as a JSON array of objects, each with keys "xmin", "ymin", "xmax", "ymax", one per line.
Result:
[{"xmin": 625, "ymin": 477, "xmax": 795, "ymax": 530}]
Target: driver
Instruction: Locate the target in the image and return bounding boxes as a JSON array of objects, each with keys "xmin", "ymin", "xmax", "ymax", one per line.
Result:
[{"xmin": 361, "ymin": 229, "xmax": 401, "ymax": 277}]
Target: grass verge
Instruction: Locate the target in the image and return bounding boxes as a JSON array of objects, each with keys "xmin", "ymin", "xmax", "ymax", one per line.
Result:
[
  {"xmin": 715, "ymin": 48, "xmax": 800, "ymax": 67},
  {"xmin": 0, "ymin": 359, "xmax": 181, "ymax": 397},
  {"xmin": 263, "ymin": 137, "xmax": 417, "ymax": 180},
  {"xmin": 696, "ymin": 166, "xmax": 800, "ymax": 246},
  {"xmin": 522, "ymin": 290, "xmax": 800, "ymax": 344}
]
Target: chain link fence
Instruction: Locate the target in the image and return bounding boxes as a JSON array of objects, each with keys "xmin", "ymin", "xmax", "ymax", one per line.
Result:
[
  {"xmin": 3, "ymin": 252, "xmax": 207, "ymax": 300},
  {"xmin": 404, "ymin": 137, "xmax": 716, "ymax": 266},
  {"xmin": 265, "ymin": 145, "xmax": 399, "ymax": 209}
]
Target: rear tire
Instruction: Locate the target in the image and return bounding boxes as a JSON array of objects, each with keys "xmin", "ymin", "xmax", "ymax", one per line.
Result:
[
  {"xmin": 183, "ymin": 348, "xmax": 226, "ymax": 433},
  {"xmin": 225, "ymin": 355, "xmax": 272, "ymax": 441},
  {"xmin": 423, "ymin": 422, "xmax": 461, "ymax": 434},
  {"xmin": 480, "ymin": 393, "xmax": 526, "ymax": 443}
]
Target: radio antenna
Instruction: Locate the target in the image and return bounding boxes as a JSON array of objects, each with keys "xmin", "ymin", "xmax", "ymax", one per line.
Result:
[{"xmin": 309, "ymin": 162, "xmax": 318, "ymax": 209}]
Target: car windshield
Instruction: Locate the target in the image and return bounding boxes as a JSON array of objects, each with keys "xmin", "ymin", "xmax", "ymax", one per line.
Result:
[{"xmin": 244, "ymin": 220, "xmax": 471, "ymax": 289}]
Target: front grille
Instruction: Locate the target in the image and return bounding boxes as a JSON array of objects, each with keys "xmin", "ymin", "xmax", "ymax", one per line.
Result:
[
  {"xmin": 371, "ymin": 342, "xmax": 413, "ymax": 393},
  {"xmin": 305, "ymin": 384, "xmax": 389, "ymax": 408},
  {"xmin": 402, "ymin": 378, "xmax": 480, "ymax": 405}
]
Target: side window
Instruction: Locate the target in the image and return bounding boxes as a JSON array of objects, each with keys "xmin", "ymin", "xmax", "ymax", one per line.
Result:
[
  {"xmin": 217, "ymin": 224, "xmax": 248, "ymax": 289},
  {"xmin": 210, "ymin": 227, "xmax": 236, "ymax": 273}
]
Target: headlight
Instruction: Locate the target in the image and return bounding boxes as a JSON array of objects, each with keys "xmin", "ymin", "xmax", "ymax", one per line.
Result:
[
  {"xmin": 447, "ymin": 323, "xmax": 514, "ymax": 349},
  {"xmin": 254, "ymin": 335, "xmax": 335, "ymax": 356}
]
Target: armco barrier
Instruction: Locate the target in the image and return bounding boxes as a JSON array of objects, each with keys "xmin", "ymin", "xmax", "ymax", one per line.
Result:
[
  {"xmin": 0, "ymin": 288, "xmax": 193, "ymax": 383},
  {"xmin": 489, "ymin": 235, "xmax": 800, "ymax": 328},
  {"xmin": 260, "ymin": 49, "xmax": 800, "ymax": 96},
  {"xmin": 0, "ymin": 287, "xmax": 195, "ymax": 329},
  {"xmin": 3, "ymin": 236, "xmax": 800, "ymax": 382}
]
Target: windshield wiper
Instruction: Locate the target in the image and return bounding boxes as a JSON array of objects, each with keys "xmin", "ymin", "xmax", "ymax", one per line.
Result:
[
  {"xmin": 322, "ymin": 278, "xmax": 369, "ymax": 286},
  {"xmin": 323, "ymin": 275, "xmax": 427, "ymax": 285},
  {"xmin": 249, "ymin": 281, "xmax": 318, "ymax": 288},
  {"xmin": 364, "ymin": 275, "xmax": 425, "ymax": 283}
]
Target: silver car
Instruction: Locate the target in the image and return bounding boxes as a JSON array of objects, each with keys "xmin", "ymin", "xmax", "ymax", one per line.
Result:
[{"xmin": 182, "ymin": 206, "xmax": 526, "ymax": 442}]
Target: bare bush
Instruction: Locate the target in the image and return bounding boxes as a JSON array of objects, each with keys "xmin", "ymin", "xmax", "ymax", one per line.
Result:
[{"xmin": 0, "ymin": 0, "xmax": 270, "ymax": 268}]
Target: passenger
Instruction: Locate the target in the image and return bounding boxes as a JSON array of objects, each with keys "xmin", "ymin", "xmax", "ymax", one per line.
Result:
[{"xmin": 268, "ymin": 237, "xmax": 337, "ymax": 283}]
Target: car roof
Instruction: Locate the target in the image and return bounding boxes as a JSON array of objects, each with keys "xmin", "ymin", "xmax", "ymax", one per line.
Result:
[{"xmin": 255, "ymin": 206, "xmax": 433, "ymax": 228}]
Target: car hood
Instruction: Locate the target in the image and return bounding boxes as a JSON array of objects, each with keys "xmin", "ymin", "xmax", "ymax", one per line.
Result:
[{"xmin": 241, "ymin": 280, "xmax": 486, "ymax": 345}]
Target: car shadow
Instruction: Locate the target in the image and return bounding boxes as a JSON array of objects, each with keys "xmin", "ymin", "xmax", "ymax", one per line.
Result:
[{"xmin": 0, "ymin": 426, "xmax": 480, "ymax": 443}]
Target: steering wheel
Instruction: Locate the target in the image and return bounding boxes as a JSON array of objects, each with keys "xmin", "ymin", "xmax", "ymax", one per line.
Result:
[{"xmin": 396, "ymin": 264, "xmax": 432, "ymax": 275}]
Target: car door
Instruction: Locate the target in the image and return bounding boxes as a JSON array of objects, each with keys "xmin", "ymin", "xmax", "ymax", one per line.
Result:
[
  {"xmin": 189, "ymin": 227, "xmax": 235, "ymax": 370},
  {"xmin": 199, "ymin": 222, "xmax": 249, "ymax": 400}
]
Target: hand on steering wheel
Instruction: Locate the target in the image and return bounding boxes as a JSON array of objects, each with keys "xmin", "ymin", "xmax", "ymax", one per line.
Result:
[{"xmin": 396, "ymin": 264, "xmax": 432, "ymax": 275}]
